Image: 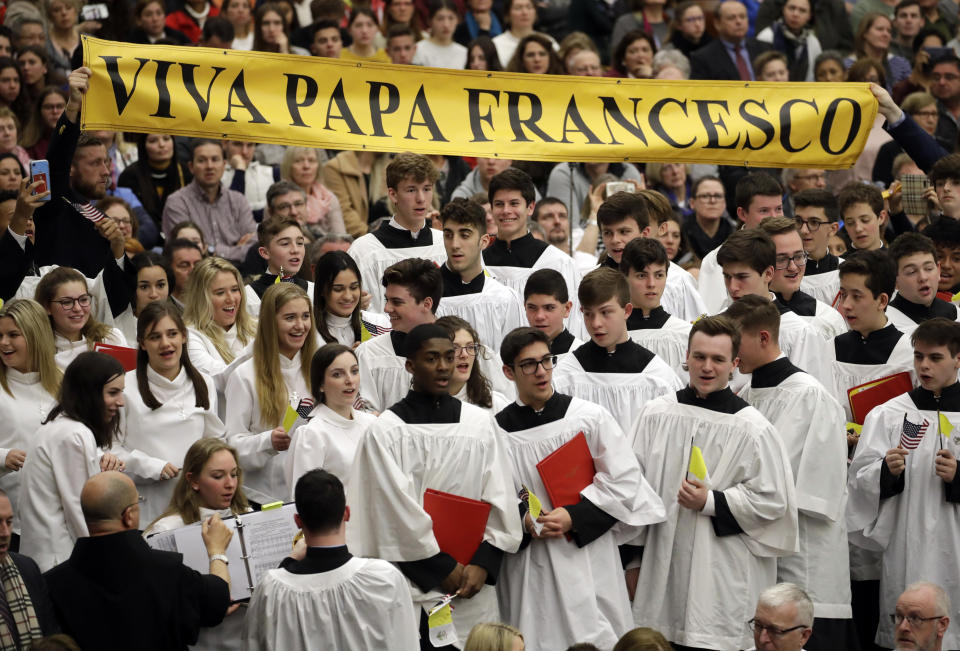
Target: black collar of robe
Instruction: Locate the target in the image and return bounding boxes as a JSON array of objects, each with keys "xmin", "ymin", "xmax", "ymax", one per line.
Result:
[
  {"xmin": 889, "ymin": 293, "xmax": 958, "ymax": 324},
  {"xmin": 482, "ymin": 233, "xmax": 548, "ymax": 268},
  {"xmin": 834, "ymin": 323, "xmax": 904, "ymax": 364},
  {"xmin": 248, "ymin": 273, "xmax": 308, "ymax": 299},
  {"xmin": 440, "ymin": 263, "xmax": 485, "ymax": 297},
  {"xmin": 389, "ymin": 390, "xmax": 462, "ymax": 424},
  {"xmin": 550, "ymin": 329, "xmax": 576, "ymax": 355},
  {"xmin": 282, "ymin": 545, "xmax": 353, "ymax": 575},
  {"xmin": 626, "ymin": 306, "xmax": 671, "ymax": 330},
  {"xmin": 909, "ymin": 381, "xmax": 960, "ymax": 411},
  {"xmin": 600, "ymin": 256, "xmax": 619, "ymax": 270},
  {"xmin": 389, "ymin": 330, "xmax": 406, "ymax": 354},
  {"xmin": 805, "ymin": 253, "xmax": 840, "ymax": 276},
  {"xmin": 572, "ymin": 338, "xmax": 655, "ymax": 373},
  {"xmin": 750, "ymin": 356, "xmax": 804, "ymax": 388},
  {"xmin": 774, "ymin": 290, "xmax": 818, "ymax": 317},
  {"xmin": 496, "ymin": 392, "xmax": 573, "ymax": 431},
  {"xmin": 676, "ymin": 386, "xmax": 747, "ymax": 414},
  {"xmin": 371, "ymin": 222, "xmax": 435, "ymax": 249}
]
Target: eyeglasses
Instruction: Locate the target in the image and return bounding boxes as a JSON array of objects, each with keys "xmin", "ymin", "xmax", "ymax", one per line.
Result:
[
  {"xmin": 775, "ymin": 252, "xmax": 809, "ymax": 269},
  {"xmin": 514, "ymin": 354, "xmax": 557, "ymax": 375},
  {"xmin": 889, "ymin": 613, "xmax": 945, "ymax": 627},
  {"xmin": 932, "ymin": 73, "xmax": 960, "ymax": 81},
  {"xmin": 747, "ymin": 619, "xmax": 808, "ymax": 637},
  {"xmin": 453, "ymin": 343, "xmax": 481, "ymax": 356},
  {"xmin": 684, "ymin": 14, "xmax": 705, "ymax": 22},
  {"xmin": 793, "ymin": 172, "xmax": 826, "ymax": 182},
  {"xmin": 913, "ymin": 109, "xmax": 940, "ymax": 118},
  {"xmin": 795, "ymin": 217, "xmax": 828, "ymax": 232},
  {"xmin": 695, "ymin": 193, "xmax": 724, "ymax": 202},
  {"xmin": 110, "ymin": 216, "xmax": 132, "ymax": 225},
  {"xmin": 274, "ymin": 199, "xmax": 306, "ymax": 212},
  {"xmin": 52, "ymin": 294, "xmax": 91, "ymax": 310},
  {"xmin": 121, "ymin": 494, "xmax": 145, "ymax": 516}
]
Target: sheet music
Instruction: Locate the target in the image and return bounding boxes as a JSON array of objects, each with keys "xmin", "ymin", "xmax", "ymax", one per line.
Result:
[{"xmin": 238, "ymin": 504, "xmax": 299, "ymax": 586}]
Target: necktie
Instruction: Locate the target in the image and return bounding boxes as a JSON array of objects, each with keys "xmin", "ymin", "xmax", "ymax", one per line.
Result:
[{"xmin": 734, "ymin": 44, "xmax": 751, "ymax": 81}]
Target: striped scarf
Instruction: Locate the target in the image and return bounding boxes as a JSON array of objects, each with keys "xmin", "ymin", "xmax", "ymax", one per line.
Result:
[{"xmin": 0, "ymin": 554, "xmax": 42, "ymax": 651}]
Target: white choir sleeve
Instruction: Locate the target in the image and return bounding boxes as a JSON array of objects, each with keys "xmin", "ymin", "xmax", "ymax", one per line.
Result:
[{"xmin": 224, "ymin": 370, "xmax": 279, "ymax": 471}]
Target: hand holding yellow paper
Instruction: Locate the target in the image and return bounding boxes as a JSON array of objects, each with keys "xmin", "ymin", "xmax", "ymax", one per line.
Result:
[
  {"xmin": 687, "ymin": 445, "xmax": 709, "ymax": 484},
  {"xmin": 282, "ymin": 405, "xmax": 299, "ymax": 432},
  {"xmin": 523, "ymin": 485, "xmax": 544, "ymax": 535}
]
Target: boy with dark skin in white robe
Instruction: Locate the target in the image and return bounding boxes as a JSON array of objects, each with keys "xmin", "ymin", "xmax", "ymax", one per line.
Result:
[
  {"xmin": 629, "ymin": 315, "xmax": 799, "ymax": 650},
  {"xmin": 347, "ymin": 324, "xmax": 521, "ymax": 650},
  {"xmin": 847, "ymin": 318, "xmax": 960, "ymax": 650},
  {"xmin": 728, "ymin": 295, "xmax": 856, "ymax": 651},
  {"xmin": 494, "ymin": 326, "xmax": 665, "ymax": 651}
]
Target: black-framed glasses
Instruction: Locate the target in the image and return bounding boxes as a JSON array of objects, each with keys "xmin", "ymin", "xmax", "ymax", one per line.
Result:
[
  {"xmin": 453, "ymin": 343, "xmax": 481, "ymax": 356},
  {"xmin": 514, "ymin": 354, "xmax": 557, "ymax": 375},
  {"xmin": 747, "ymin": 618, "xmax": 808, "ymax": 637},
  {"xmin": 889, "ymin": 613, "xmax": 945, "ymax": 627},
  {"xmin": 52, "ymin": 294, "xmax": 91, "ymax": 310},
  {"xmin": 695, "ymin": 193, "xmax": 724, "ymax": 202},
  {"xmin": 775, "ymin": 252, "xmax": 809, "ymax": 269},
  {"xmin": 794, "ymin": 217, "xmax": 827, "ymax": 232}
]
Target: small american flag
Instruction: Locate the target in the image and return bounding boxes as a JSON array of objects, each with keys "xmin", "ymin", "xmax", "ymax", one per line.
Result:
[
  {"xmin": 63, "ymin": 197, "xmax": 106, "ymax": 223},
  {"xmin": 296, "ymin": 397, "xmax": 315, "ymax": 419},
  {"xmin": 899, "ymin": 415, "xmax": 930, "ymax": 450},
  {"xmin": 360, "ymin": 317, "xmax": 391, "ymax": 342}
]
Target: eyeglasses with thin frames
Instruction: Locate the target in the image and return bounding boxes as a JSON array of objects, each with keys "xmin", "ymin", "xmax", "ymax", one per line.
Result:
[
  {"xmin": 747, "ymin": 618, "xmax": 807, "ymax": 637},
  {"xmin": 52, "ymin": 294, "xmax": 91, "ymax": 310},
  {"xmin": 453, "ymin": 343, "xmax": 481, "ymax": 356},
  {"xmin": 889, "ymin": 613, "xmax": 945, "ymax": 628},
  {"xmin": 695, "ymin": 193, "xmax": 724, "ymax": 202}
]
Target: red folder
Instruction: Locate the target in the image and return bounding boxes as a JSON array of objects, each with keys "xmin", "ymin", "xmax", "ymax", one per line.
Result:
[
  {"xmin": 536, "ymin": 431, "xmax": 596, "ymax": 509},
  {"xmin": 848, "ymin": 371, "xmax": 913, "ymax": 425},
  {"xmin": 422, "ymin": 489, "xmax": 491, "ymax": 566},
  {"xmin": 94, "ymin": 342, "xmax": 137, "ymax": 372}
]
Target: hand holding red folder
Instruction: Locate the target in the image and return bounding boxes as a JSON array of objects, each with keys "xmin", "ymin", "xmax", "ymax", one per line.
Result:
[
  {"xmin": 422, "ymin": 489, "xmax": 491, "ymax": 566},
  {"xmin": 536, "ymin": 431, "xmax": 597, "ymax": 510},
  {"xmin": 848, "ymin": 371, "xmax": 913, "ymax": 425},
  {"xmin": 94, "ymin": 342, "xmax": 137, "ymax": 371}
]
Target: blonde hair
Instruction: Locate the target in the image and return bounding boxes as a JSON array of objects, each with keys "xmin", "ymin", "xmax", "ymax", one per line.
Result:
[
  {"xmin": 463, "ymin": 623, "xmax": 524, "ymax": 651},
  {"xmin": 182, "ymin": 257, "xmax": 256, "ymax": 363},
  {"xmin": 612, "ymin": 627, "xmax": 672, "ymax": 651},
  {"xmin": 34, "ymin": 267, "xmax": 113, "ymax": 347},
  {"xmin": 0, "ymin": 299, "xmax": 61, "ymax": 397},
  {"xmin": 281, "ymin": 147, "xmax": 323, "ymax": 187},
  {"xmin": 151, "ymin": 438, "xmax": 250, "ymax": 528},
  {"xmin": 254, "ymin": 283, "xmax": 316, "ymax": 427}
]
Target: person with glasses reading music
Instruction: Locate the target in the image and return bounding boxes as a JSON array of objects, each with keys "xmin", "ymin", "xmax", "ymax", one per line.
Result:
[
  {"xmin": 494, "ymin": 326, "xmax": 664, "ymax": 651},
  {"xmin": 759, "ymin": 217, "xmax": 847, "ymax": 341},
  {"xmin": 793, "ymin": 189, "xmax": 844, "ymax": 306},
  {"xmin": 746, "ymin": 583, "xmax": 815, "ymax": 651},
  {"xmin": 682, "ymin": 176, "xmax": 735, "ymax": 261},
  {"xmin": 890, "ymin": 582, "xmax": 952, "ymax": 651}
]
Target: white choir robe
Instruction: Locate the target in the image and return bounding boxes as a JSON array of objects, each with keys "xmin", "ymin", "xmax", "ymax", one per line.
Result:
[
  {"xmin": 19, "ymin": 415, "xmax": 105, "ymax": 572},
  {"xmin": 696, "ymin": 247, "xmax": 726, "ymax": 315},
  {"xmin": 436, "ymin": 270, "xmax": 525, "ymax": 353},
  {"xmin": 186, "ymin": 326, "xmax": 252, "ymax": 386},
  {"xmin": 0, "ymin": 369, "xmax": 57, "ymax": 535},
  {"xmin": 54, "ymin": 328, "xmax": 127, "ymax": 370},
  {"xmin": 244, "ymin": 280, "xmax": 316, "ymax": 318},
  {"xmin": 113, "ymin": 305, "xmax": 137, "ymax": 346},
  {"xmin": 495, "ymin": 394, "xmax": 666, "ymax": 651},
  {"xmin": 224, "ymin": 352, "xmax": 310, "ymax": 503},
  {"xmin": 739, "ymin": 359, "xmax": 853, "ymax": 621},
  {"xmin": 846, "ymin": 387, "xmax": 960, "ymax": 649},
  {"xmin": 118, "ymin": 366, "xmax": 226, "ymax": 523},
  {"xmin": 629, "ymin": 389, "xmax": 799, "ymax": 650},
  {"xmin": 627, "ymin": 308, "xmax": 692, "ymax": 372},
  {"xmin": 284, "ymin": 403, "xmax": 376, "ymax": 500},
  {"xmin": 884, "ymin": 294, "xmax": 960, "ymax": 336},
  {"xmin": 243, "ymin": 556, "xmax": 419, "ymax": 651},
  {"xmin": 19, "ymin": 264, "xmax": 118, "ymax": 330},
  {"xmin": 552, "ymin": 339, "xmax": 681, "ymax": 429},
  {"xmin": 453, "ymin": 385, "xmax": 511, "ymax": 413},
  {"xmin": 322, "ymin": 310, "xmax": 391, "ymax": 348},
  {"xmin": 345, "ymin": 394, "xmax": 522, "ymax": 649},
  {"xmin": 805, "ymin": 299, "xmax": 847, "ymax": 340},
  {"xmin": 145, "ymin": 507, "xmax": 246, "ymax": 651},
  {"xmin": 663, "ymin": 261, "xmax": 708, "ymax": 321},
  {"xmin": 801, "ymin": 268, "xmax": 841, "ymax": 306},
  {"xmin": 347, "ymin": 226, "xmax": 447, "ymax": 313},
  {"xmin": 776, "ymin": 309, "xmax": 833, "ymax": 387}
]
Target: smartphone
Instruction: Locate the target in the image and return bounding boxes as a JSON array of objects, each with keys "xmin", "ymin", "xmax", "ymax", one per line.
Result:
[
  {"xmin": 29, "ymin": 160, "xmax": 51, "ymax": 202},
  {"xmin": 81, "ymin": 3, "xmax": 108, "ymax": 21},
  {"xmin": 605, "ymin": 181, "xmax": 634, "ymax": 198},
  {"xmin": 901, "ymin": 173, "xmax": 930, "ymax": 216},
  {"xmin": 923, "ymin": 47, "xmax": 954, "ymax": 72}
]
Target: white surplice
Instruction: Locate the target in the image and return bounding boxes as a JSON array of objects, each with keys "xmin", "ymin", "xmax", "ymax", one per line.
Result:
[
  {"xmin": 355, "ymin": 332, "xmax": 409, "ymax": 414},
  {"xmin": 54, "ymin": 327, "xmax": 127, "ymax": 370},
  {"xmin": 801, "ymin": 268, "xmax": 840, "ymax": 306},
  {"xmin": 322, "ymin": 310, "xmax": 391, "ymax": 348},
  {"xmin": 663, "ymin": 261, "xmax": 708, "ymax": 322},
  {"xmin": 347, "ymin": 229, "xmax": 447, "ymax": 313},
  {"xmin": 628, "ymin": 314, "xmax": 692, "ymax": 372},
  {"xmin": 436, "ymin": 274, "xmax": 525, "ymax": 353}
]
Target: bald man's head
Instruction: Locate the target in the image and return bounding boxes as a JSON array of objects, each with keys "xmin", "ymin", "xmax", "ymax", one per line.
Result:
[{"xmin": 81, "ymin": 472, "xmax": 139, "ymax": 531}]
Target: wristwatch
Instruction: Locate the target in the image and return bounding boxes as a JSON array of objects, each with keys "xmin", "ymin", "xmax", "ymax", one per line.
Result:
[{"xmin": 209, "ymin": 554, "xmax": 229, "ymax": 565}]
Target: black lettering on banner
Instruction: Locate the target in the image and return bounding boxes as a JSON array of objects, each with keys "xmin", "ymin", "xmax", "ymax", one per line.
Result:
[
  {"xmin": 405, "ymin": 85, "xmax": 448, "ymax": 141},
  {"xmin": 598, "ymin": 96, "xmax": 647, "ymax": 146},
  {"xmin": 505, "ymin": 91, "xmax": 556, "ymax": 143},
  {"xmin": 559, "ymin": 96, "xmax": 603, "ymax": 145},
  {"xmin": 650, "ymin": 98, "xmax": 695, "ymax": 148},
  {"xmin": 284, "ymin": 74, "xmax": 318, "ymax": 127},
  {"xmin": 222, "ymin": 70, "xmax": 268, "ymax": 123},
  {"xmin": 739, "ymin": 99, "xmax": 775, "ymax": 150},
  {"xmin": 99, "ymin": 56, "xmax": 149, "ymax": 115},
  {"xmin": 779, "ymin": 99, "xmax": 818, "ymax": 153},
  {"xmin": 368, "ymin": 81, "xmax": 399, "ymax": 138},
  {"xmin": 820, "ymin": 97, "xmax": 862, "ymax": 156},
  {"xmin": 149, "ymin": 60, "xmax": 176, "ymax": 119},
  {"xmin": 694, "ymin": 99, "xmax": 739, "ymax": 149},
  {"xmin": 324, "ymin": 79, "xmax": 365, "ymax": 135},
  {"xmin": 465, "ymin": 88, "xmax": 500, "ymax": 142},
  {"xmin": 180, "ymin": 64, "xmax": 225, "ymax": 121}
]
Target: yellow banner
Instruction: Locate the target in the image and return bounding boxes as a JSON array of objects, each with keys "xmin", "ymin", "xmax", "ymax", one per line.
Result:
[{"xmin": 82, "ymin": 36, "xmax": 877, "ymax": 169}]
